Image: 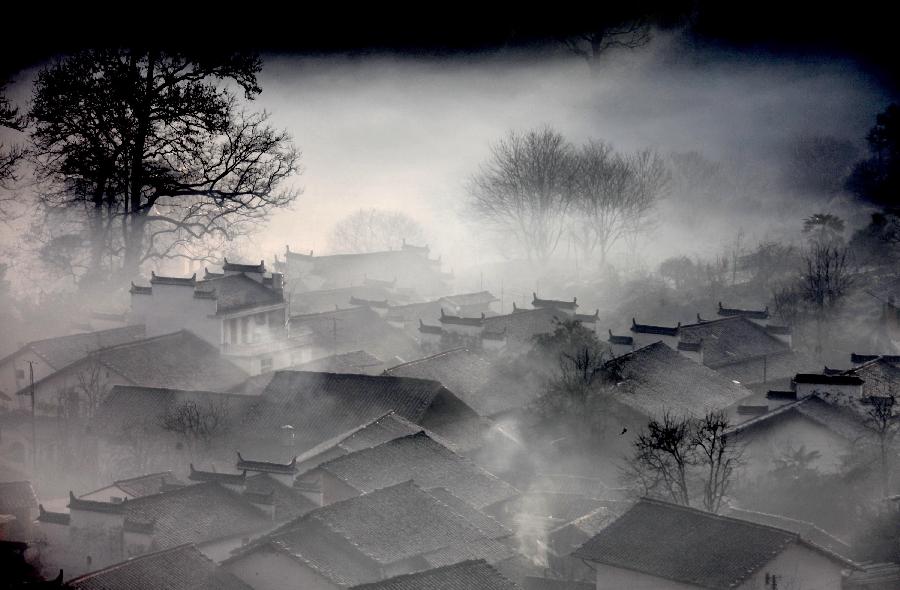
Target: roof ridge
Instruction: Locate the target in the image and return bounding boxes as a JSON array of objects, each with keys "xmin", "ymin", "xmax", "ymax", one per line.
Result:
[
  {"xmin": 383, "ymin": 347, "xmax": 469, "ymax": 372},
  {"xmin": 725, "ymin": 505, "xmax": 851, "ymax": 546}
]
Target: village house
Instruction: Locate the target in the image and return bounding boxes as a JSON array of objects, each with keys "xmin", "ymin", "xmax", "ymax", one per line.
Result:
[
  {"xmin": 418, "ymin": 305, "xmax": 560, "ymax": 354},
  {"xmin": 129, "ymin": 260, "xmax": 308, "ymax": 374},
  {"xmin": 0, "ymin": 325, "xmax": 146, "ymax": 412},
  {"xmin": 36, "ymin": 481, "xmax": 273, "ymax": 577},
  {"xmin": 572, "ymin": 498, "xmax": 856, "ymax": 590},
  {"xmin": 64, "ymin": 543, "xmax": 252, "ymax": 590},
  {"xmin": 223, "ymin": 481, "xmax": 522, "ymax": 590},
  {"xmin": 16, "ymin": 330, "xmax": 248, "ymax": 419},
  {"xmin": 288, "ymin": 284, "xmax": 398, "ymax": 315},
  {"xmin": 439, "ymin": 291, "xmax": 499, "ymax": 316},
  {"xmin": 274, "ymin": 242, "xmax": 451, "ymax": 297},
  {"xmin": 293, "ymin": 431, "xmax": 518, "ymax": 511}
]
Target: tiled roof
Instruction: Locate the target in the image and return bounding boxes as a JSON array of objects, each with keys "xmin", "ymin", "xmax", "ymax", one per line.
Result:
[
  {"xmin": 96, "ymin": 386, "xmax": 251, "ymax": 442},
  {"xmin": 197, "ymin": 273, "xmax": 283, "ymax": 315},
  {"xmin": 122, "ymin": 482, "xmax": 270, "ymax": 548},
  {"xmin": 717, "ymin": 301, "xmax": 769, "ymax": 319},
  {"xmin": 522, "ymin": 578, "xmax": 595, "ymax": 590},
  {"xmin": 293, "ymin": 412, "xmax": 434, "ymax": 473},
  {"xmin": 264, "ymin": 524, "xmax": 379, "ymax": 586},
  {"xmin": 317, "ymin": 432, "xmax": 518, "ymax": 509},
  {"xmin": 8, "ymin": 325, "xmax": 146, "ymax": 371},
  {"xmin": 235, "ymin": 452, "xmax": 297, "ymax": 475},
  {"xmin": 349, "ymin": 296, "xmax": 390, "ymax": 309},
  {"xmin": 66, "ymin": 544, "xmax": 252, "ymax": 590},
  {"xmin": 712, "ymin": 350, "xmax": 817, "ymax": 386},
  {"xmin": 350, "ymin": 559, "xmax": 519, "ymax": 590},
  {"xmin": 439, "ymin": 310, "xmax": 485, "ymax": 327},
  {"xmin": 630, "ymin": 318, "xmax": 680, "ymax": 336},
  {"xmin": 678, "ymin": 316, "xmax": 791, "ymax": 368},
  {"xmin": 150, "ymin": 272, "xmax": 196, "ymax": 286},
  {"xmin": 273, "ymin": 482, "xmax": 498, "ymax": 567},
  {"xmin": 607, "ymin": 331, "xmax": 633, "ymax": 346},
  {"xmin": 440, "ymin": 291, "xmax": 499, "ymax": 307},
  {"xmin": 426, "ymin": 487, "xmax": 512, "ymax": 539},
  {"xmin": 609, "ymin": 342, "xmax": 752, "ymax": 417},
  {"xmin": 243, "ymin": 371, "xmax": 481, "ymax": 450},
  {"xmin": 222, "ymin": 258, "xmax": 266, "ymax": 273},
  {"xmin": 385, "ymin": 300, "xmax": 444, "ymax": 323},
  {"xmin": 37, "ymin": 505, "xmax": 70, "ymax": 525},
  {"xmin": 532, "ymin": 293, "xmax": 577, "ymax": 310},
  {"xmin": 573, "ymin": 498, "xmax": 838, "ymax": 589},
  {"xmin": 793, "ymin": 373, "xmax": 864, "ymax": 386},
  {"xmin": 422, "ymin": 539, "xmax": 518, "ymax": 568},
  {"xmin": 419, "ymin": 320, "xmax": 444, "ymax": 335},
  {"xmin": 0, "ymin": 481, "xmax": 38, "ymax": 513},
  {"xmin": 92, "ymin": 331, "xmax": 248, "ymax": 391},
  {"xmin": 244, "ymin": 473, "xmax": 317, "ymax": 521},
  {"xmin": 289, "ymin": 285, "xmax": 394, "ymax": 315},
  {"xmin": 188, "ymin": 465, "xmax": 247, "ymax": 485},
  {"xmin": 848, "ymin": 357, "xmax": 900, "ymax": 398},
  {"xmin": 384, "ymin": 348, "xmax": 543, "ymax": 417},
  {"xmin": 573, "ymin": 310, "xmax": 599, "ymax": 323},
  {"xmin": 722, "ymin": 506, "xmax": 853, "ymax": 559},
  {"xmin": 113, "ymin": 472, "xmax": 183, "ymax": 498},
  {"xmin": 482, "ymin": 308, "xmax": 559, "ymax": 345}
]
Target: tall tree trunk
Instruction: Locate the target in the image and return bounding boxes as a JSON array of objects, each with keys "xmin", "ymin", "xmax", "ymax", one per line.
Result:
[{"xmin": 123, "ymin": 51, "xmax": 156, "ymax": 280}]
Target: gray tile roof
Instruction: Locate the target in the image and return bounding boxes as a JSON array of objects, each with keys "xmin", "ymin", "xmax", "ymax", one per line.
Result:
[
  {"xmin": 573, "ymin": 498, "xmax": 850, "ymax": 589},
  {"xmin": 92, "ymin": 330, "xmax": 248, "ymax": 391},
  {"xmin": 426, "ymin": 487, "xmax": 512, "ymax": 539},
  {"xmin": 66, "ymin": 544, "xmax": 252, "ymax": 590},
  {"xmin": 679, "ymin": 316, "xmax": 790, "ymax": 368},
  {"xmin": 609, "ymin": 342, "xmax": 753, "ymax": 418},
  {"xmin": 384, "ymin": 349, "xmax": 543, "ymax": 417},
  {"xmin": 317, "ymin": 432, "xmax": 518, "ymax": 509},
  {"xmin": 722, "ymin": 506, "xmax": 853, "ymax": 559},
  {"xmin": 244, "ymin": 371, "xmax": 482, "ymax": 450},
  {"xmin": 196, "ymin": 273, "xmax": 283, "ymax": 315},
  {"xmin": 122, "ymin": 482, "xmax": 270, "ymax": 549},
  {"xmin": 275, "ymin": 481, "xmax": 500, "ymax": 567},
  {"xmin": 441, "ymin": 291, "xmax": 499, "ymax": 307},
  {"xmin": 350, "ymin": 560, "xmax": 520, "ymax": 590},
  {"xmin": 10, "ymin": 325, "xmax": 146, "ymax": 371},
  {"xmin": 289, "ymin": 285, "xmax": 395, "ymax": 315},
  {"xmin": 112, "ymin": 472, "xmax": 183, "ymax": 498},
  {"xmin": 244, "ymin": 473, "xmax": 317, "ymax": 521},
  {"xmin": 482, "ymin": 308, "xmax": 560, "ymax": 346},
  {"xmin": 292, "ymin": 350, "xmax": 384, "ymax": 374}
]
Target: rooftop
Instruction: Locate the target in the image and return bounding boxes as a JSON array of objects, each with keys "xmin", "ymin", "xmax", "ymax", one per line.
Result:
[
  {"xmin": 678, "ymin": 316, "xmax": 791, "ymax": 368},
  {"xmin": 532, "ymin": 293, "xmax": 578, "ymax": 310},
  {"xmin": 440, "ymin": 291, "xmax": 499, "ymax": 307},
  {"xmin": 2, "ymin": 325, "xmax": 146, "ymax": 371},
  {"xmin": 235, "ymin": 452, "xmax": 298, "ymax": 475},
  {"xmin": 316, "ymin": 431, "xmax": 518, "ymax": 509},
  {"xmin": 573, "ymin": 498, "xmax": 851, "ymax": 589},
  {"xmin": 630, "ymin": 318, "xmax": 680, "ymax": 336},
  {"xmin": 66, "ymin": 544, "xmax": 252, "ymax": 590},
  {"xmin": 716, "ymin": 301, "xmax": 770, "ymax": 320},
  {"xmin": 222, "ymin": 258, "xmax": 266, "ymax": 273},
  {"xmin": 609, "ymin": 342, "xmax": 752, "ymax": 417},
  {"xmin": 197, "ymin": 273, "xmax": 284, "ymax": 315},
  {"xmin": 439, "ymin": 309, "xmax": 485, "ymax": 326}
]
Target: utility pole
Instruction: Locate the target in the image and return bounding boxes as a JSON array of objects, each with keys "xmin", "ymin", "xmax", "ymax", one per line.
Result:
[{"xmin": 27, "ymin": 361, "xmax": 36, "ymax": 474}]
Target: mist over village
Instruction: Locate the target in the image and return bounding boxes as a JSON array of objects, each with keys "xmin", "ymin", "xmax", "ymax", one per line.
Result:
[{"xmin": 1, "ymin": 7, "xmax": 900, "ymax": 590}]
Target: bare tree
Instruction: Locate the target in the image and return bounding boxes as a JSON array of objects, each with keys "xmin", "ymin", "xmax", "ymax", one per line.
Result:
[
  {"xmin": 29, "ymin": 49, "xmax": 301, "ymax": 288},
  {"xmin": 692, "ymin": 411, "xmax": 741, "ymax": 513},
  {"xmin": 620, "ymin": 148, "xmax": 670, "ymax": 259},
  {"xmin": 74, "ymin": 356, "xmax": 107, "ymax": 419},
  {"xmin": 328, "ymin": 208, "xmax": 426, "ymax": 253},
  {"xmin": 801, "ymin": 243, "xmax": 854, "ymax": 357},
  {"xmin": 771, "ymin": 282, "xmax": 803, "ymax": 326},
  {"xmin": 160, "ymin": 399, "xmax": 232, "ymax": 456},
  {"xmin": 561, "ymin": 19, "xmax": 652, "ymax": 73},
  {"xmin": 863, "ymin": 390, "xmax": 900, "ymax": 497},
  {"xmin": 626, "ymin": 410, "xmax": 740, "ymax": 512},
  {"xmin": 469, "ymin": 127, "xmax": 578, "ymax": 263}
]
